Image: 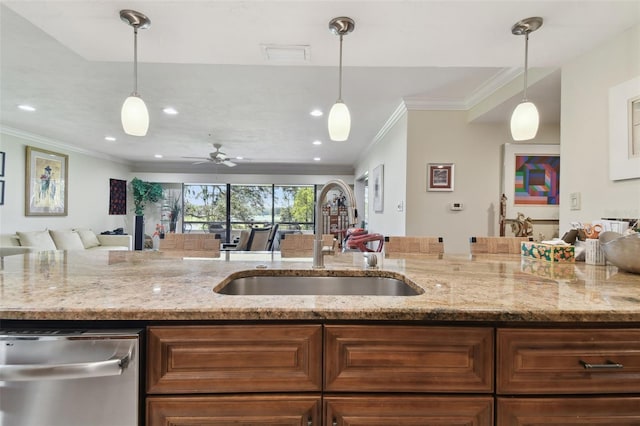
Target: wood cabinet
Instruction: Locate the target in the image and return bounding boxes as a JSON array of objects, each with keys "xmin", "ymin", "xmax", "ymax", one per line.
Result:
[
  {"xmin": 324, "ymin": 325, "xmax": 494, "ymax": 393},
  {"xmin": 497, "ymin": 397, "xmax": 640, "ymax": 425},
  {"xmin": 497, "ymin": 328, "xmax": 640, "ymax": 425},
  {"xmin": 147, "ymin": 325, "xmax": 322, "ymax": 394},
  {"xmin": 146, "ymin": 324, "xmax": 640, "ymax": 425},
  {"xmin": 326, "ymin": 395, "xmax": 493, "ymax": 426},
  {"xmin": 146, "ymin": 324, "xmax": 494, "ymax": 425},
  {"xmin": 147, "ymin": 394, "xmax": 321, "ymax": 425}
]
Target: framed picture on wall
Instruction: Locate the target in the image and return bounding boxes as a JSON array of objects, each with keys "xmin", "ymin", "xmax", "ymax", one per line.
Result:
[
  {"xmin": 0, "ymin": 151, "xmax": 5, "ymax": 177},
  {"xmin": 502, "ymin": 143, "xmax": 560, "ymax": 220},
  {"xmin": 372, "ymin": 164, "xmax": 384, "ymax": 212},
  {"xmin": 609, "ymin": 75, "xmax": 640, "ymax": 180},
  {"xmin": 25, "ymin": 146, "xmax": 68, "ymax": 216},
  {"xmin": 427, "ymin": 163, "xmax": 454, "ymax": 191},
  {"xmin": 0, "ymin": 180, "xmax": 4, "ymax": 205}
]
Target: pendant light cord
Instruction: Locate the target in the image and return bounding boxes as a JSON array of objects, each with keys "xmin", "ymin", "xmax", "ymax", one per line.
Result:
[
  {"xmin": 522, "ymin": 32, "xmax": 529, "ymax": 101},
  {"xmin": 337, "ymin": 34, "xmax": 344, "ymax": 102},
  {"xmin": 133, "ymin": 27, "xmax": 139, "ymax": 96}
]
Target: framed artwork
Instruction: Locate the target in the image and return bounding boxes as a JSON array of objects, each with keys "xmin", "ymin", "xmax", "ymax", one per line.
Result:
[
  {"xmin": 427, "ymin": 163, "xmax": 454, "ymax": 191},
  {"xmin": 372, "ymin": 164, "xmax": 384, "ymax": 212},
  {"xmin": 25, "ymin": 146, "xmax": 68, "ymax": 216},
  {"xmin": 0, "ymin": 151, "xmax": 5, "ymax": 177},
  {"xmin": 503, "ymin": 143, "xmax": 560, "ymax": 220},
  {"xmin": 609, "ymin": 75, "xmax": 640, "ymax": 180},
  {"xmin": 0, "ymin": 180, "xmax": 4, "ymax": 205}
]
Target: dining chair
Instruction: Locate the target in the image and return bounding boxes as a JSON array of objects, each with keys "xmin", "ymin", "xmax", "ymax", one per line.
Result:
[
  {"xmin": 246, "ymin": 227, "xmax": 272, "ymax": 251},
  {"xmin": 385, "ymin": 236, "xmax": 444, "ymax": 256},
  {"xmin": 469, "ymin": 236, "xmax": 533, "ymax": 254}
]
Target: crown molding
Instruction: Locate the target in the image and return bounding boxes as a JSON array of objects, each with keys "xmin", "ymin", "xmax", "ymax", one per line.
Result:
[
  {"xmin": 363, "ymin": 101, "xmax": 408, "ymax": 156},
  {"xmin": 0, "ymin": 124, "xmax": 131, "ymax": 165},
  {"xmin": 402, "ymin": 67, "xmax": 522, "ymax": 111}
]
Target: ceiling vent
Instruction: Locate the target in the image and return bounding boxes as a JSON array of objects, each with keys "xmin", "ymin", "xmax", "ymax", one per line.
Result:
[{"xmin": 261, "ymin": 44, "xmax": 310, "ymax": 63}]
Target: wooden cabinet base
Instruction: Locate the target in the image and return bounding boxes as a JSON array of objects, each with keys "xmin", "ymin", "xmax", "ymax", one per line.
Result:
[
  {"xmin": 325, "ymin": 395, "xmax": 493, "ymax": 425},
  {"xmin": 497, "ymin": 397, "xmax": 640, "ymax": 425},
  {"xmin": 147, "ymin": 395, "xmax": 321, "ymax": 425}
]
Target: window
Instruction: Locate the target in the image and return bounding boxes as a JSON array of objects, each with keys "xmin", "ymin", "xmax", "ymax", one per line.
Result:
[
  {"xmin": 274, "ymin": 185, "xmax": 314, "ymax": 232},
  {"xmin": 181, "ymin": 183, "xmax": 317, "ymax": 246},
  {"xmin": 183, "ymin": 184, "xmax": 227, "ymax": 236}
]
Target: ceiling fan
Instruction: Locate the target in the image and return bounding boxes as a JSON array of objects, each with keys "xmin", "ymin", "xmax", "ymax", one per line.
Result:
[{"xmin": 183, "ymin": 143, "xmax": 237, "ymax": 167}]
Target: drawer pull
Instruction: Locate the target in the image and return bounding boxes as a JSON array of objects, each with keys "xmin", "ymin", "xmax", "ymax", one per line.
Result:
[
  {"xmin": 307, "ymin": 416, "xmax": 312, "ymax": 426},
  {"xmin": 332, "ymin": 420, "xmax": 337, "ymax": 426},
  {"xmin": 580, "ymin": 359, "xmax": 624, "ymax": 369}
]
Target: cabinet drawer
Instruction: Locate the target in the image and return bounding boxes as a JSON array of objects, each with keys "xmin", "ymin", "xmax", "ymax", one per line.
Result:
[
  {"xmin": 325, "ymin": 325, "xmax": 493, "ymax": 392},
  {"xmin": 147, "ymin": 325, "xmax": 322, "ymax": 394},
  {"xmin": 147, "ymin": 395, "xmax": 321, "ymax": 426},
  {"xmin": 497, "ymin": 328, "xmax": 640, "ymax": 394},
  {"xmin": 497, "ymin": 397, "xmax": 640, "ymax": 424},
  {"xmin": 326, "ymin": 395, "xmax": 493, "ymax": 426}
]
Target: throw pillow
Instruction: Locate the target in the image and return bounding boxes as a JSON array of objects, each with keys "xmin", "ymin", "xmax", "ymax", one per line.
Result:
[
  {"xmin": 16, "ymin": 230, "xmax": 57, "ymax": 250},
  {"xmin": 75, "ymin": 228, "xmax": 101, "ymax": 249},
  {"xmin": 49, "ymin": 230, "xmax": 85, "ymax": 250}
]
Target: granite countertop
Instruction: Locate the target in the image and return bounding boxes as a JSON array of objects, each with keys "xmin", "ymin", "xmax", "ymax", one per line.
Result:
[{"xmin": 1, "ymin": 250, "xmax": 640, "ymax": 322}]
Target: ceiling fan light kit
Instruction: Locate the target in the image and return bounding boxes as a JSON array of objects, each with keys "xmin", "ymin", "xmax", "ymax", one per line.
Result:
[
  {"xmin": 510, "ymin": 16, "xmax": 543, "ymax": 141},
  {"xmin": 120, "ymin": 9, "xmax": 150, "ymax": 137},
  {"xmin": 328, "ymin": 16, "xmax": 355, "ymax": 142}
]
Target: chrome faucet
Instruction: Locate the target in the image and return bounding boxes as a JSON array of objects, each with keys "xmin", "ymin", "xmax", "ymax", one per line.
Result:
[{"xmin": 313, "ymin": 179, "xmax": 357, "ymax": 269}]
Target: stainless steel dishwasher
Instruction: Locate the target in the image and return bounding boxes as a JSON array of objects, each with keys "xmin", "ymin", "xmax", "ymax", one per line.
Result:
[{"xmin": 0, "ymin": 329, "xmax": 141, "ymax": 426}]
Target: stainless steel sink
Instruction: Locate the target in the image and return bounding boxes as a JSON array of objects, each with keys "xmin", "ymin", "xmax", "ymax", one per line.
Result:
[{"xmin": 215, "ymin": 275, "xmax": 421, "ymax": 296}]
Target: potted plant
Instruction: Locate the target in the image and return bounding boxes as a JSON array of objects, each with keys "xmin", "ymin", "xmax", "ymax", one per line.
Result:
[{"xmin": 131, "ymin": 178, "xmax": 164, "ymax": 250}]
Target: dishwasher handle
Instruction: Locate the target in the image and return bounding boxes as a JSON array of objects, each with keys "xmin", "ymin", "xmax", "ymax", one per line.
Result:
[{"xmin": 0, "ymin": 345, "xmax": 133, "ymax": 382}]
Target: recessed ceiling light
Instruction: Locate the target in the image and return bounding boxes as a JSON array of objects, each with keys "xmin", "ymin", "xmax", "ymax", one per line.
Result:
[
  {"xmin": 312, "ymin": 140, "xmax": 322, "ymax": 145},
  {"xmin": 236, "ymin": 156, "xmax": 244, "ymax": 160},
  {"xmin": 310, "ymin": 109, "xmax": 323, "ymax": 117},
  {"xmin": 163, "ymin": 107, "xmax": 178, "ymax": 115},
  {"xmin": 154, "ymin": 154, "xmax": 163, "ymax": 158},
  {"xmin": 18, "ymin": 104, "xmax": 36, "ymax": 112},
  {"xmin": 313, "ymin": 157, "xmax": 321, "ymax": 161},
  {"xmin": 105, "ymin": 136, "xmax": 116, "ymax": 142}
]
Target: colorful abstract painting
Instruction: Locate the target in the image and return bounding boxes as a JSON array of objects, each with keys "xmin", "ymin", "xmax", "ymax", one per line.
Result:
[{"xmin": 514, "ymin": 155, "xmax": 560, "ymax": 205}]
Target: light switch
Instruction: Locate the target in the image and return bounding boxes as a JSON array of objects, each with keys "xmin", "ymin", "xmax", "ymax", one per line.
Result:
[{"xmin": 570, "ymin": 192, "xmax": 581, "ymax": 210}]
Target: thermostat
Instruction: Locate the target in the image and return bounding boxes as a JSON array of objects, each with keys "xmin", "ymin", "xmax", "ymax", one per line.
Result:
[{"xmin": 450, "ymin": 202, "xmax": 464, "ymax": 211}]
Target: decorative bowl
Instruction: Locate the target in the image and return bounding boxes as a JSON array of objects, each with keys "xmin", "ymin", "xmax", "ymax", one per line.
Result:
[{"xmin": 599, "ymin": 231, "xmax": 640, "ymax": 274}]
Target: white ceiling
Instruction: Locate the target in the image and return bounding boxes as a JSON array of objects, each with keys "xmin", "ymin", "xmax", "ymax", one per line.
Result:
[{"xmin": 1, "ymin": 1, "xmax": 639, "ymax": 174}]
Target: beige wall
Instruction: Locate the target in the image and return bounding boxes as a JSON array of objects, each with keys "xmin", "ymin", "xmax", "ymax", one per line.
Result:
[
  {"xmin": 354, "ymin": 112, "xmax": 408, "ymax": 236},
  {"xmin": 0, "ymin": 131, "xmax": 131, "ymax": 235},
  {"xmin": 560, "ymin": 24, "xmax": 640, "ymax": 232},
  {"xmin": 405, "ymin": 111, "xmax": 560, "ymax": 253}
]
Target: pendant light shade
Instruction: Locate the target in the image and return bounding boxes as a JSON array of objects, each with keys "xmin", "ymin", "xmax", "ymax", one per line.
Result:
[
  {"xmin": 511, "ymin": 101, "xmax": 539, "ymax": 141},
  {"xmin": 510, "ymin": 17, "xmax": 543, "ymax": 141},
  {"xmin": 328, "ymin": 17, "xmax": 355, "ymax": 142},
  {"xmin": 120, "ymin": 10, "xmax": 150, "ymax": 137},
  {"xmin": 121, "ymin": 95, "xmax": 149, "ymax": 136},
  {"xmin": 328, "ymin": 101, "xmax": 351, "ymax": 142}
]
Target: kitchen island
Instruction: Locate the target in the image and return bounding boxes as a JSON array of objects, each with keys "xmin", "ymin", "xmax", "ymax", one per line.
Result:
[
  {"xmin": 2, "ymin": 250, "xmax": 640, "ymax": 425},
  {"xmin": 1, "ymin": 249, "xmax": 640, "ymax": 322}
]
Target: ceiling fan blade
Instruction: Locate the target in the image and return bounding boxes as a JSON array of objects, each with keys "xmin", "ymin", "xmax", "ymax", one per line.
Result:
[
  {"xmin": 182, "ymin": 156, "xmax": 209, "ymax": 160},
  {"xmin": 191, "ymin": 161, "xmax": 209, "ymax": 165},
  {"xmin": 222, "ymin": 160, "xmax": 237, "ymax": 167}
]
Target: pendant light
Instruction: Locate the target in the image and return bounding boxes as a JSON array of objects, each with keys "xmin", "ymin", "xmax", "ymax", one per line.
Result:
[
  {"xmin": 510, "ymin": 17, "xmax": 543, "ymax": 141},
  {"xmin": 120, "ymin": 10, "xmax": 151, "ymax": 137},
  {"xmin": 328, "ymin": 17, "xmax": 355, "ymax": 142}
]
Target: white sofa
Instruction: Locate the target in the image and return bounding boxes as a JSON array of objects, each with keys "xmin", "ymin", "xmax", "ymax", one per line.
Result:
[{"xmin": 0, "ymin": 229, "xmax": 132, "ymax": 257}]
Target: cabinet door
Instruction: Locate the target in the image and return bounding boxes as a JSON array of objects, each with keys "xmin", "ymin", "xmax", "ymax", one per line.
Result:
[
  {"xmin": 325, "ymin": 395, "xmax": 493, "ymax": 426},
  {"xmin": 497, "ymin": 328, "xmax": 640, "ymax": 394},
  {"xmin": 147, "ymin": 395, "xmax": 321, "ymax": 426},
  {"xmin": 325, "ymin": 325, "xmax": 493, "ymax": 392},
  {"xmin": 147, "ymin": 325, "xmax": 322, "ymax": 394},
  {"xmin": 497, "ymin": 397, "xmax": 640, "ymax": 425}
]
